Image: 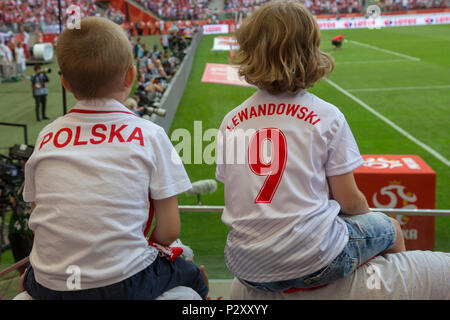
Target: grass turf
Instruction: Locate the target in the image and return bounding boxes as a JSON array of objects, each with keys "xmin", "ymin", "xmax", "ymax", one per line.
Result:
[{"xmin": 0, "ymin": 26, "xmax": 448, "ymax": 281}]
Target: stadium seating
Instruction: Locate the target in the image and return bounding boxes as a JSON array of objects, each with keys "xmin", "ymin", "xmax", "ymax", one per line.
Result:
[
  {"xmin": 14, "ymin": 251, "xmax": 449, "ymax": 299},
  {"xmin": 230, "ymin": 251, "xmax": 450, "ymax": 300},
  {"xmin": 13, "ymin": 285, "xmax": 202, "ymax": 299},
  {"xmin": 222, "ymin": 0, "xmax": 448, "ymax": 15},
  {"xmin": 133, "ymin": 0, "xmax": 211, "ymax": 20},
  {"xmin": 0, "ymin": 0, "xmax": 124, "ymax": 33},
  {"xmin": 2, "ymin": 0, "xmax": 448, "ymax": 32}
]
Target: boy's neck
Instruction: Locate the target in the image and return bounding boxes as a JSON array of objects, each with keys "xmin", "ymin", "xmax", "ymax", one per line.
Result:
[
  {"xmin": 77, "ymin": 92, "xmax": 127, "ymax": 104},
  {"xmin": 104, "ymin": 92, "xmax": 127, "ymax": 104}
]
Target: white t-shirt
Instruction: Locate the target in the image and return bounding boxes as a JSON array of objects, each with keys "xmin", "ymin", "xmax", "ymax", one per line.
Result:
[
  {"xmin": 0, "ymin": 43, "xmax": 12, "ymax": 63},
  {"xmin": 23, "ymin": 99, "xmax": 191, "ymax": 291},
  {"xmin": 216, "ymin": 89, "xmax": 364, "ymax": 283}
]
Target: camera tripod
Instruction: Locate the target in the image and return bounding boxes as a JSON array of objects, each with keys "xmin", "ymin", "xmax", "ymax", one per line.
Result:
[
  {"xmin": 0, "ymin": 183, "xmax": 32, "ymax": 265},
  {"xmin": 0, "ymin": 185, "xmax": 11, "ymax": 264}
]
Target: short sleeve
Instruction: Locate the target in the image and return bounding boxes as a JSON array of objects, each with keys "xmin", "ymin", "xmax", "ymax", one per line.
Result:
[
  {"xmin": 23, "ymin": 159, "xmax": 35, "ymax": 202},
  {"xmin": 148, "ymin": 128, "xmax": 192, "ymax": 199},
  {"xmin": 22, "ymin": 133, "xmax": 43, "ymax": 203},
  {"xmin": 325, "ymin": 114, "xmax": 364, "ymax": 177},
  {"xmin": 215, "ymin": 124, "xmax": 226, "ymax": 183}
]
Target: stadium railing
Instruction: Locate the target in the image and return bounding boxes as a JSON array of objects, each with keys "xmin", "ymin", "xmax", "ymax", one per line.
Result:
[
  {"xmin": 0, "ymin": 123, "xmax": 29, "ymax": 146},
  {"xmin": 179, "ymin": 206, "xmax": 450, "ymax": 216}
]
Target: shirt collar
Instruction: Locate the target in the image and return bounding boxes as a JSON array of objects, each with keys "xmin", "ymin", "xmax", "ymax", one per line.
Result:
[
  {"xmin": 69, "ymin": 98, "xmax": 135, "ymax": 115},
  {"xmin": 71, "ymin": 98, "xmax": 130, "ymax": 112}
]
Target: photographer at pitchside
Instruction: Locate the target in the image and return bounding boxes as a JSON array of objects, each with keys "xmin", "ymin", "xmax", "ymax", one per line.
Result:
[{"xmin": 31, "ymin": 64, "xmax": 50, "ymax": 122}]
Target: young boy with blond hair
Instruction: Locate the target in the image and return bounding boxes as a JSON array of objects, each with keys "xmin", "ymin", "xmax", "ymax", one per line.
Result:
[
  {"xmin": 216, "ymin": 0, "xmax": 405, "ymax": 292},
  {"xmin": 21, "ymin": 17, "xmax": 208, "ymax": 299}
]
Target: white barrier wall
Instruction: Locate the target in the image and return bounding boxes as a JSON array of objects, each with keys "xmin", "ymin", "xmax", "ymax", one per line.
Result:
[
  {"xmin": 201, "ymin": 12, "xmax": 450, "ymax": 34},
  {"xmin": 203, "ymin": 24, "xmax": 230, "ymax": 35},
  {"xmin": 317, "ymin": 12, "xmax": 450, "ymax": 30}
]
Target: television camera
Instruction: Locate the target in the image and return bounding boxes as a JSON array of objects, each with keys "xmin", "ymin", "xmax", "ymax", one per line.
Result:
[
  {"xmin": 135, "ymin": 83, "xmax": 167, "ymax": 118},
  {"xmin": 0, "ymin": 144, "xmax": 33, "ymax": 190},
  {"xmin": 0, "ymin": 144, "xmax": 34, "ymax": 262},
  {"xmin": 39, "ymin": 67, "xmax": 52, "ymax": 74}
]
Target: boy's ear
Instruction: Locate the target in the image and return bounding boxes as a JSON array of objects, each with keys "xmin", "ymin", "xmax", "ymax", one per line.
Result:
[
  {"xmin": 60, "ymin": 75, "xmax": 73, "ymax": 93},
  {"xmin": 124, "ymin": 65, "xmax": 136, "ymax": 89}
]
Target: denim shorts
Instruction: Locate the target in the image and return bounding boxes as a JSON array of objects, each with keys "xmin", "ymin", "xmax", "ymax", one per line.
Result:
[{"xmin": 240, "ymin": 211, "xmax": 397, "ymax": 292}]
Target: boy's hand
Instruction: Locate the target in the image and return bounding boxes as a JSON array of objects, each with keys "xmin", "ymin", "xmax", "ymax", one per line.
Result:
[
  {"xmin": 199, "ymin": 265, "xmax": 209, "ymax": 293},
  {"xmin": 147, "ymin": 241, "xmax": 183, "ymax": 262}
]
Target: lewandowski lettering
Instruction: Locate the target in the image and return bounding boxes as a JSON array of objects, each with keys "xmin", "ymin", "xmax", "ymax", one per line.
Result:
[{"xmin": 226, "ymin": 103, "xmax": 321, "ymax": 131}]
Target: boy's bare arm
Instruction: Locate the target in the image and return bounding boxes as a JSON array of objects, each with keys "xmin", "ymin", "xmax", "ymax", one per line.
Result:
[
  {"xmin": 327, "ymin": 172, "xmax": 370, "ymax": 215},
  {"xmin": 149, "ymin": 195, "xmax": 181, "ymax": 246}
]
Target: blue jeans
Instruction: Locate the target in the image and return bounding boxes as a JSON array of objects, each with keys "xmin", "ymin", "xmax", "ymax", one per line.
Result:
[
  {"xmin": 23, "ymin": 255, "xmax": 208, "ymax": 300},
  {"xmin": 240, "ymin": 211, "xmax": 396, "ymax": 292}
]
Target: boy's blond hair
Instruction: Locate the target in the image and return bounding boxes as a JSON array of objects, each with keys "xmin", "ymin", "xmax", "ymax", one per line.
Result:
[
  {"xmin": 56, "ymin": 16, "xmax": 133, "ymax": 99},
  {"xmin": 233, "ymin": 0, "xmax": 334, "ymax": 95}
]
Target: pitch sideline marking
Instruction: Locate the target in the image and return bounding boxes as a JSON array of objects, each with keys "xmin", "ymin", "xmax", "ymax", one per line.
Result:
[
  {"xmin": 336, "ymin": 59, "xmax": 411, "ymax": 65},
  {"xmin": 348, "ymin": 40, "xmax": 421, "ymax": 62},
  {"xmin": 325, "ymin": 79, "xmax": 450, "ymax": 167},
  {"xmin": 347, "ymin": 85, "xmax": 450, "ymax": 92}
]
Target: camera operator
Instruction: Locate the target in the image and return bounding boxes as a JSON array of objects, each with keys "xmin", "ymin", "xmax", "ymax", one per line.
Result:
[
  {"xmin": 150, "ymin": 44, "xmax": 161, "ymax": 60},
  {"xmin": 168, "ymin": 28, "xmax": 186, "ymax": 60},
  {"xmin": 163, "ymin": 57, "xmax": 178, "ymax": 77},
  {"xmin": 0, "ymin": 145, "xmax": 34, "ymax": 274},
  {"xmin": 124, "ymin": 97, "xmax": 144, "ymax": 117},
  {"xmin": 126, "ymin": 94, "xmax": 166, "ymax": 119},
  {"xmin": 137, "ymin": 74, "xmax": 154, "ymax": 100},
  {"xmin": 7, "ymin": 178, "xmax": 33, "ymax": 274},
  {"xmin": 133, "ymin": 75, "xmax": 167, "ymax": 119},
  {"xmin": 31, "ymin": 64, "xmax": 50, "ymax": 122},
  {"xmin": 139, "ymin": 73, "xmax": 165, "ymax": 95},
  {"xmin": 146, "ymin": 59, "xmax": 169, "ymax": 89}
]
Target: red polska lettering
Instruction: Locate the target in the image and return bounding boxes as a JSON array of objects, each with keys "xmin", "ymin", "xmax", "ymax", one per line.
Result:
[
  {"xmin": 54, "ymin": 128, "xmax": 73, "ymax": 148},
  {"xmin": 39, "ymin": 132, "xmax": 53, "ymax": 150},
  {"xmin": 127, "ymin": 127, "xmax": 145, "ymax": 146},
  {"xmin": 90, "ymin": 124, "xmax": 107, "ymax": 144},
  {"xmin": 74, "ymin": 126, "xmax": 88, "ymax": 146},
  {"xmin": 38, "ymin": 124, "xmax": 145, "ymax": 150}
]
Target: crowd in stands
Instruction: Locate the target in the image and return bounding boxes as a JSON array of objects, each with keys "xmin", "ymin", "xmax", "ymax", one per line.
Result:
[
  {"xmin": 1, "ymin": 0, "xmax": 197, "ymax": 116},
  {"xmin": 0, "ymin": 1, "xmax": 123, "ymax": 82},
  {"xmin": 1, "ymin": 0, "xmax": 449, "ymax": 34},
  {"xmin": 223, "ymin": 0, "xmax": 448, "ymax": 15},
  {"xmin": 0, "ymin": 0, "xmax": 124, "ymax": 34},
  {"xmin": 125, "ymin": 24, "xmax": 197, "ymax": 117},
  {"xmin": 114, "ymin": 0, "xmax": 450, "ymax": 20},
  {"xmin": 134, "ymin": 0, "xmax": 212, "ymax": 20},
  {"xmin": 377, "ymin": 0, "xmax": 448, "ymax": 12}
]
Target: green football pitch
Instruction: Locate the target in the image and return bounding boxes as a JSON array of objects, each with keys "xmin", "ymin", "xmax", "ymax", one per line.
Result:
[{"xmin": 0, "ymin": 25, "xmax": 449, "ymax": 281}]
